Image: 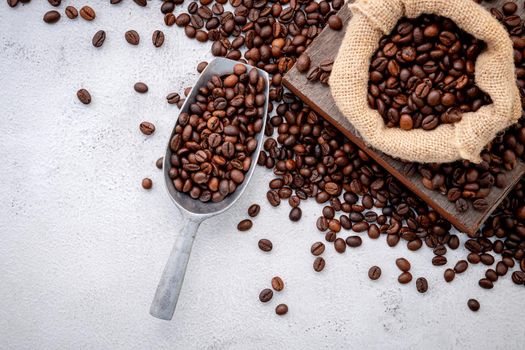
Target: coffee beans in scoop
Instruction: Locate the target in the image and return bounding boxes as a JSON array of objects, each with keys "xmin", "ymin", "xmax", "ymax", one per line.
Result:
[
  {"xmin": 168, "ymin": 64, "xmax": 265, "ymax": 203},
  {"xmin": 368, "ymin": 14, "xmax": 491, "ymax": 130}
]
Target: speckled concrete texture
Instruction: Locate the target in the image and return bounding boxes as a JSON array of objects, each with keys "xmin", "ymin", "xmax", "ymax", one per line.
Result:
[{"xmin": 1, "ymin": 2, "xmax": 525, "ymax": 350}]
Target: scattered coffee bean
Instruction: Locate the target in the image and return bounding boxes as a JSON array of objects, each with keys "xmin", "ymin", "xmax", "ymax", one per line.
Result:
[
  {"xmin": 43, "ymin": 10, "xmax": 60, "ymax": 24},
  {"xmin": 248, "ymin": 204, "xmax": 260, "ymax": 218},
  {"xmin": 125, "ymin": 30, "xmax": 140, "ymax": 45},
  {"xmin": 289, "ymin": 207, "xmax": 302, "ymax": 221},
  {"xmin": 79, "ymin": 6, "xmax": 95, "ymax": 21},
  {"xmin": 334, "ymin": 238, "xmax": 346, "ymax": 253},
  {"xmin": 416, "ymin": 277, "xmax": 428, "ymax": 293},
  {"xmin": 76, "ymin": 89, "xmax": 91, "ymax": 105},
  {"xmin": 275, "ymin": 303, "xmax": 288, "ymax": 315},
  {"xmin": 152, "ymin": 30, "xmax": 165, "ymax": 47},
  {"xmin": 345, "ymin": 236, "xmax": 362, "ymax": 247},
  {"xmin": 395, "ymin": 258, "xmax": 411, "ymax": 272},
  {"xmin": 166, "ymin": 92, "xmax": 180, "ymax": 104},
  {"xmin": 48, "ymin": 0, "xmax": 60, "ymax": 7},
  {"xmin": 258, "ymin": 239, "xmax": 273, "ymax": 252},
  {"xmin": 478, "ymin": 278, "xmax": 494, "ymax": 289},
  {"xmin": 512, "ymin": 271, "xmax": 525, "ymax": 285},
  {"xmin": 454, "ymin": 260, "xmax": 468, "ymax": 274},
  {"xmin": 65, "ymin": 6, "xmax": 78, "ymax": 19},
  {"xmin": 237, "ymin": 219, "xmax": 253, "ymax": 232},
  {"xmin": 133, "ymin": 0, "xmax": 147, "ymax": 6},
  {"xmin": 296, "ymin": 54, "xmax": 311, "ymax": 73},
  {"xmin": 197, "ymin": 61, "xmax": 208, "ymax": 73},
  {"xmin": 134, "ymin": 82, "xmax": 148, "ymax": 93},
  {"xmin": 141, "ymin": 178, "xmax": 152, "ymax": 190},
  {"xmin": 328, "ymin": 15, "xmax": 343, "ymax": 31},
  {"xmin": 313, "ymin": 257, "xmax": 325, "ymax": 272},
  {"xmin": 467, "ymin": 299, "xmax": 480, "ymax": 312},
  {"xmin": 398, "ymin": 271, "xmax": 413, "ymax": 284},
  {"xmin": 311, "ymin": 242, "xmax": 325, "ymax": 256},
  {"xmin": 444, "ymin": 268, "xmax": 455, "ymax": 282},
  {"xmin": 368, "ymin": 266, "xmax": 381, "ymax": 280},
  {"xmin": 92, "ymin": 30, "xmax": 106, "ymax": 48},
  {"xmin": 156, "ymin": 157, "xmax": 163, "ymax": 170},
  {"xmin": 139, "ymin": 121, "xmax": 155, "ymax": 135},
  {"xmin": 259, "ymin": 288, "xmax": 273, "ymax": 302},
  {"xmin": 271, "ymin": 276, "xmax": 284, "ymax": 291}
]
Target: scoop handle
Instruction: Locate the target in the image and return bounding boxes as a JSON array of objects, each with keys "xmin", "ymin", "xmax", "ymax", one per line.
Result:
[{"xmin": 150, "ymin": 217, "xmax": 201, "ymax": 320}]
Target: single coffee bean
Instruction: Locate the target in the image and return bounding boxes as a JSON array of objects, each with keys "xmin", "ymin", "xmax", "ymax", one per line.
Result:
[
  {"xmin": 79, "ymin": 6, "xmax": 95, "ymax": 21},
  {"xmin": 432, "ymin": 255, "xmax": 447, "ymax": 266},
  {"xmin": 141, "ymin": 178, "xmax": 152, "ymax": 190},
  {"xmin": 395, "ymin": 257, "xmax": 411, "ymax": 272},
  {"xmin": 125, "ymin": 30, "xmax": 140, "ymax": 45},
  {"xmin": 237, "ymin": 219, "xmax": 253, "ymax": 231},
  {"xmin": 467, "ymin": 299, "xmax": 480, "ymax": 312},
  {"xmin": 48, "ymin": 0, "xmax": 60, "ymax": 7},
  {"xmin": 334, "ymin": 238, "xmax": 346, "ymax": 253},
  {"xmin": 65, "ymin": 6, "xmax": 78, "ymax": 19},
  {"xmin": 258, "ymin": 239, "xmax": 273, "ymax": 252},
  {"xmin": 398, "ymin": 271, "xmax": 413, "ymax": 284},
  {"xmin": 166, "ymin": 92, "xmax": 180, "ymax": 104},
  {"xmin": 43, "ymin": 10, "xmax": 61, "ymax": 24},
  {"xmin": 416, "ymin": 277, "xmax": 428, "ymax": 293},
  {"xmin": 7, "ymin": 0, "xmax": 19, "ymax": 8},
  {"xmin": 512, "ymin": 271, "xmax": 525, "ymax": 285},
  {"xmin": 313, "ymin": 257, "xmax": 325, "ymax": 272},
  {"xmin": 133, "ymin": 0, "xmax": 147, "ymax": 6},
  {"xmin": 139, "ymin": 121, "xmax": 155, "ymax": 135},
  {"xmin": 454, "ymin": 260, "xmax": 468, "ymax": 273},
  {"xmin": 368, "ymin": 266, "xmax": 381, "ymax": 280},
  {"xmin": 92, "ymin": 30, "xmax": 106, "ymax": 48},
  {"xmin": 289, "ymin": 207, "xmax": 302, "ymax": 221},
  {"xmin": 152, "ymin": 30, "xmax": 165, "ymax": 47},
  {"xmin": 76, "ymin": 89, "xmax": 91, "ymax": 104},
  {"xmin": 271, "ymin": 276, "xmax": 284, "ymax": 291},
  {"xmin": 346, "ymin": 236, "xmax": 362, "ymax": 247},
  {"xmin": 328, "ymin": 15, "xmax": 343, "ymax": 31},
  {"xmin": 248, "ymin": 204, "xmax": 260, "ymax": 217},
  {"xmin": 156, "ymin": 157, "xmax": 163, "ymax": 170},
  {"xmin": 296, "ymin": 54, "xmax": 311, "ymax": 73},
  {"xmin": 311, "ymin": 242, "xmax": 325, "ymax": 256},
  {"xmin": 259, "ymin": 288, "xmax": 273, "ymax": 302},
  {"xmin": 444, "ymin": 268, "xmax": 455, "ymax": 282},
  {"xmin": 275, "ymin": 304, "xmax": 288, "ymax": 315},
  {"xmin": 134, "ymin": 82, "xmax": 148, "ymax": 93},
  {"xmin": 478, "ymin": 278, "xmax": 494, "ymax": 289}
]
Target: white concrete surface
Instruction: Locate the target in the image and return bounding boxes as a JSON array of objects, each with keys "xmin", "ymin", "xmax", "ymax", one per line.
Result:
[{"xmin": 1, "ymin": 2, "xmax": 524, "ymax": 349}]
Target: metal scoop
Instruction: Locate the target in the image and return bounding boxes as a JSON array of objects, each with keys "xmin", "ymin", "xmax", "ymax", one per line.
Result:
[{"xmin": 149, "ymin": 58, "xmax": 270, "ymax": 320}]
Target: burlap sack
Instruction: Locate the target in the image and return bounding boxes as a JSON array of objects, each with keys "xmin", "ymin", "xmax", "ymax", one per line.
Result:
[{"xmin": 330, "ymin": 0, "xmax": 521, "ymax": 163}]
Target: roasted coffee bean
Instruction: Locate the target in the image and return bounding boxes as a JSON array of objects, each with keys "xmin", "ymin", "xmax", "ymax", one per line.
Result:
[
  {"xmin": 416, "ymin": 277, "xmax": 428, "ymax": 293},
  {"xmin": 444, "ymin": 268, "xmax": 455, "ymax": 282},
  {"xmin": 237, "ymin": 219, "xmax": 253, "ymax": 231},
  {"xmin": 345, "ymin": 236, "xmax": 362, "ymax": 248},
  {"xmin": 133, "ymin": 0, "xmax": 147, "ymax": 6},
  {"xmin": 467, "ymin": 299, "xmax": 480, "ymax": 312},
  {"xmin": 248, "ymin": 204, "xmax": 260, "ymax": 217},
  {"xmin": 48, "ymin": 0, "xmax": 60, "ymax": 7},
  {"xmin": 311, "ymin": 242, "xmax": 325, "ymax": 256},
  {"xmin": 92, "ymin": 30, "xmax": 106, "ymax": 48},
  {"xmin": 432, "ymin": 255, "xmax": 447, "ymax": 266},
  {"xmin": 328, "ymin": 15, "xmax": 343, "ymax": 31},
  {"xmin": 141, "ymin": 178, "xmax": 152, "ymax": 190},
  {"xmin": 167, "ymin": 92, "xmax": 180, "ymax": 104},
  {"xmin": 275, "ymin": 304, "xmax": 288, "ymax": 315},
  {"xmin": 454, "ymin": 260, "xmax": 468, "ymax": 274},
  {"xmin": 43, "ymin": 10, "xmax": 61, "ymax": 24},
  {"xmin": 76, "ymin": 89, "xmax": 91, "ymax": 104},
  {"xmin": 125, "ymin": 30, "xmax": 140, "ymax": 45},
  {"xmin": 398, "ymin": 271, "xmax": 413, "ymax": 284},
  {"xmin": 478, "ymin": 278, "xmax": 494, "ymax": 289},
  {"xmin": 289, "ymin": 207, "xmax": 302, "ymax": 221},
  {"xmin": 271, "ymin": 276, "xmax": 284, "ymax": 291},
  {"xmin": 79, "ymin": 6, "xmax": 95, "ymax": 21},
  {"xmin": 313, "ymin": 257, "xmax": 325, "ymax": 272},
  {"xmin": 259, "ymin": 288, "xmax": 273, "ymax": 302},
  {"xmin": 139, "ymin": 121, "xmax": 155, "ymax": 135},
  {"xmin": 7, "ymin": 0, "xmax": 19, "ymax": 8},
  {"xmin": 65, "ymin": 6, "xmax": 78, "ymax": 19},
  {"xmin": 512, "ymin": 271, "xmax": 525, "ymax": 285},
  {"xmin": 395, "ymin": 258, "xmax": 411, "ymax": 272},
  {"xmin": 152, "ymin": 30, "xmax": 165, "ymax": 47},
  {"xmin": 368, "ymin": 266, "xmax": 381, "ymax": 280},
  {"xmin": 334, "ymin": 238, "xmax": 346, "ymax": 253},
  {"xmin": 258, "ymin": 239, "xmax": 273, "ymax": 252},
  {"xmin": 197, "ymin": 61, "xmax": 208, "ymax": 73},
  {"xmin": 156, "ymin": 157, "xmax": 163, "ymax": 170},
  {"xmin": 296, "ymin": 54, "xmax": 311, "ymax": 73},
  {"xmin": 134, "ymin": 82, "xmax": 148, "ymax": 93}
]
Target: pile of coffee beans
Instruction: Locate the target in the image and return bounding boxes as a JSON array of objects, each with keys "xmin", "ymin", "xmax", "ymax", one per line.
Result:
[
  {"xmin": 368, "ymin": 14, "xmax": 491, "ymax": 130},
  {"xmin": 167, "ymin": 64, "xmax": 266, "ymax": 203}
]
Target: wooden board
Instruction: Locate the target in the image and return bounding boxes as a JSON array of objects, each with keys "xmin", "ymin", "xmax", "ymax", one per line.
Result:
[{"xmin": 283, "ymin": 0, "xmax": 525, "ymax": 236}]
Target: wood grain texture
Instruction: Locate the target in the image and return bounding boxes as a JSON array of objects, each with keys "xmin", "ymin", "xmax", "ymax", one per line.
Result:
[{"xmin": 283, "ymin": 0, "xmax": 525, "ymax": 236}]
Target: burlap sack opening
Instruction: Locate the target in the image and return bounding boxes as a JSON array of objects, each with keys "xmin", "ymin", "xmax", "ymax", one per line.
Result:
[{"xmin": 330, "ymin": 0, "xmax": 521, "ymax": 164}]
